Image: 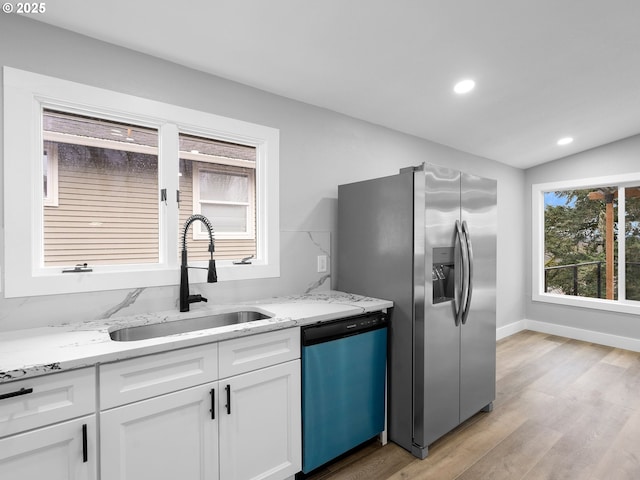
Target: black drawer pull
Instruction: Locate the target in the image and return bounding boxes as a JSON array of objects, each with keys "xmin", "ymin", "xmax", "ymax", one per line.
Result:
[
  {"xmin": 82, "ymin": 424, "xmax": 88, "ymax": 463},
  {"xmin": 0, "ymin": 387, "xmax": 33, "ymax": 400},
  {"xmin": 210, "ymin": 388, "xmax": 215, "ymax": 420},
  {"xmin": 225, "ymin": 385, "xmax": 231, "ymax": 415}
]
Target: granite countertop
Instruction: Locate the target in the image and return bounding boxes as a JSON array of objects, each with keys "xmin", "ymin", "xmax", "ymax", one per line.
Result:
[{"xmin": 0, "ymin": 291, "xmax": 392, "ymax": 384}]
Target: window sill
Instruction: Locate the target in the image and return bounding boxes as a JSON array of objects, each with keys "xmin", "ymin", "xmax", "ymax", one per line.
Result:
[{"xmin": 4, "ymin": 262, "xmax": 280, "ymax": 298}]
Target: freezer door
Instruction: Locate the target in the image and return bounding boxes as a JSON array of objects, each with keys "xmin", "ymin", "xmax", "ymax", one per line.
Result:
[
  {"xmin": 413, "ymin": 165, "xmax": 462, "ymax": 451},
  {"xmin": 459, "ymin": 173, "xmax": 497, "ymax": 422}
]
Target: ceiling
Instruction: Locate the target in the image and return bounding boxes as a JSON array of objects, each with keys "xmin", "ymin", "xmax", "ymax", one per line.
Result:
[{"xmin": 28, "ymin": 0, "xmax": 640, "ymax": 169}]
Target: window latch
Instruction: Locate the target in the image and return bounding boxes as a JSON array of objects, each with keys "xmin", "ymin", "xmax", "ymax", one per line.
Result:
[
  {"xmin": 233, "ymin": 255, "xmax": 254, "ymax": 265},
  {"xmin": 62, "ymin": 263, "xmax": 93, "ymax": 273}
]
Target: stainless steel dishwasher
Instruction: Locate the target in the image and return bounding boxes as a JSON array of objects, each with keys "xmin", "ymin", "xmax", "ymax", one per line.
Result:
[{"xmin": 298, "ymin": 311, "xmax": 388, "ymax": 476}]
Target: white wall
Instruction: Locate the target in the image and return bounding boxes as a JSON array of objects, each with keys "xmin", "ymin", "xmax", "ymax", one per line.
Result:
[
  {"xmin": 525, "ymin": 134, "xmax": 640, "ymax": 344},
  {"xmin": 0, "ymin": 15, "xmax": 526, "ymax": 332}
]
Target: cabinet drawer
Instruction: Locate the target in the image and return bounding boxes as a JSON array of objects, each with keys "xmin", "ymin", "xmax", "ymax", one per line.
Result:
[
  {"xmin": 219, "ymin": 328, "xmax": 300, "ymax": 379},
  {"xmin": 0, "ymin": 367, "xmax": 95, "ymax": 439},
  {"xmin": 100, "ymin": 343, "xmax": 218, "ymax": 409}
]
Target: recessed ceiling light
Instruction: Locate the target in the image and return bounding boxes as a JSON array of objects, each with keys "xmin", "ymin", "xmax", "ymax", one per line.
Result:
[
  {"xmin": 557, "ymin": 137, "xmax": 574, "ymax": 146},
  {"xmin": 454, "ymin": 79, "xmax": 475, "ymax": 94}
]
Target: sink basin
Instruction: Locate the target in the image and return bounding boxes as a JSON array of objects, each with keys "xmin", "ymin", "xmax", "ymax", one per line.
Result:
[{"xmin": 109, "ymin": 310, "xmax": 272, "ymax": 341}]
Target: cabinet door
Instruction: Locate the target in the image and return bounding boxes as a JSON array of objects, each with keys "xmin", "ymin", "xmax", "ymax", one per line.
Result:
[
  {"xmin": 0, "ymin": 415, "xmax": 96, "ymax": 480},
  {"xmin": 101, "ymin": 383, "xmax": 218, "ymax": 480},
  {"xmin": 219, "ymin": 360, "xmax": 301, "ymax": 480}
]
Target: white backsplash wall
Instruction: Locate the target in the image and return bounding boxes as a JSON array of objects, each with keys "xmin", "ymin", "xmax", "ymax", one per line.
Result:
[{"xmin": 0, "ymin": 231, "xmax": 330, "ymax": 331}]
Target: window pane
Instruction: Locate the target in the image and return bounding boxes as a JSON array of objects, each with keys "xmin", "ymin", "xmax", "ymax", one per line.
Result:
[
  {"xmin": 178, "ymin": 133, "xmax": 257, "ymax": 261},
  {"xmin": 626, "ymin": 186, "xmax": 640, "ymax": 301},
  {"xmin": 544, "ymin": 187, "xmax": 617, "ymax": 299},
  {"xmin": 42, "ymin": 109, "xmax": 159, "ymax": 266},
  {"xmin": 199, "ymin": 170, "xmax": 248, "ymax": 203},
  {"xmin": 201, "ymin": 204, "xmax": 247, "ymax": 232}
]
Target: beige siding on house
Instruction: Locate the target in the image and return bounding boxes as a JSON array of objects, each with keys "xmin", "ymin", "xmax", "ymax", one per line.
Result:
[{"xmin": 43, "ymin": 144, "xmax": 159, "ymax": 266}]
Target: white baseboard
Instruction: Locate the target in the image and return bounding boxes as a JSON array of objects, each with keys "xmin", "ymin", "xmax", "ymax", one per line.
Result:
[
  {"xmin": 498, "ymin": 318, "xmax": 640, "ymax": 352},
  {"xmin": 524, "ymin": 319, "xmax": 640, "ymax": 352},
  {"xmin": 496, "ymin": 320, "xmax": 527, "ymax": 340}
]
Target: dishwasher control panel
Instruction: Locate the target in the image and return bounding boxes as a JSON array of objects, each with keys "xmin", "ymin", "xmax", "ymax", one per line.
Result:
[{"xmin": 301, "ymin": 311, "xmax": 388, "ymax": 346}]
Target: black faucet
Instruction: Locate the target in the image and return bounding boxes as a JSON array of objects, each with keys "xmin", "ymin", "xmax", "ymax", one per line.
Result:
[{"xmin": 180, "ymin": 214, "xmax": 217, "ymax": 312}]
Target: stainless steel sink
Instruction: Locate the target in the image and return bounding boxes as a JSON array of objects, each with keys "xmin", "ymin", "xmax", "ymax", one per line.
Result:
[{"xmin": 109, "ymin": 310, "xmax": 272, "ymax": 341}]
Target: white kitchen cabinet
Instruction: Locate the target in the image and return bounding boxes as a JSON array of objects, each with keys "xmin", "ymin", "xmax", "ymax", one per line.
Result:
[
  {"xmin": 100, "ymin": 327, "xmax": 301, "ymax": 480},
  {"xmin": 0, "ymin": 415, "xmax": 96, "ymax": 480},
  {"xmin": 0, "ymin": 368, "xmax": 97, "ymax": 480},
  {"xmin": 101, "ymin": 383, "xmax": 219, "ymax": 480},
  {"xmin": 219, "ymin": 360, "xmax": 301, "ymax": 480}
]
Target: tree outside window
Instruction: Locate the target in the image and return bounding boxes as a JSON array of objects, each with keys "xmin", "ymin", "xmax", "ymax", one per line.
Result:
[{"xmin": 544, "ymin": 186, "xmax": 640, "ymax": 301}]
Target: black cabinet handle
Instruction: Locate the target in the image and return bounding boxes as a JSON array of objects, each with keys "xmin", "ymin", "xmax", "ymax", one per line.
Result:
[
  {"xmin": 82, "ymin": 424, "xmax": 88, "ymax": 463},
  {"xmin": 0, "ymin": 387, "xmax": 33, "ymax": 400},
  {"xmin": 225, "ymin": 385, "xmax": 231, "ymax": 414},
  {"xmin": 210, "ymin": 388, "xmax": 215, "ymax": 420}
]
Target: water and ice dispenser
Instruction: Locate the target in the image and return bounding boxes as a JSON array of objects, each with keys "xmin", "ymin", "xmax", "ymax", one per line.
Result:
[{"xmin": 432, "ymin": 247, "xmax": 455, "ymax": 304}]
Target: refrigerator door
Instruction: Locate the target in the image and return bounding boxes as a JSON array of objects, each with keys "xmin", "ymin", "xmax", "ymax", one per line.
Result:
[
  {"xmin": 413, "ymin": 165, "xmax": 461, "ymax": 453},
  {"xmin": 459, "ymin": 173, "xmax": 497, "ymax": 422}
]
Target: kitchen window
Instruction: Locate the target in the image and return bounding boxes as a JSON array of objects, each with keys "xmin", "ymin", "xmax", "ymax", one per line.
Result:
[
  {"xmin": 3, "ymin": 67, "xmax": 279, "ymax": 298},
  {"xmin": 532, "ymin": 174, "xmax": 640, "ymax": 314}
]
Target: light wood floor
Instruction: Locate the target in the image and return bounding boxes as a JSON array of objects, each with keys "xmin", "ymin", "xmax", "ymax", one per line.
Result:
[{"xmin": 306, "ymin": 330, "xmax": 640, "ymax": 480}]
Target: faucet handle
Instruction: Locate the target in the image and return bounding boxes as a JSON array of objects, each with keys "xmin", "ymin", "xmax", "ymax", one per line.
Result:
[{"xmin": 188, "ymin": 294, "xmax": 208, "ymax": 304}]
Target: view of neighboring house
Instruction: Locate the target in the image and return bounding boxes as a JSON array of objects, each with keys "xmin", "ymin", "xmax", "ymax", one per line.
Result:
[{"xmin": 42, "ymin": 109, "xmax": 257, "ymax": 267}]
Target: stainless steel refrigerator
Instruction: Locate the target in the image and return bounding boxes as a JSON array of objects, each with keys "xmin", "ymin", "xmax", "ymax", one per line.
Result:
[{"xmin": 337, "ymin": 163, "xmax": 496, "ymax": 458}]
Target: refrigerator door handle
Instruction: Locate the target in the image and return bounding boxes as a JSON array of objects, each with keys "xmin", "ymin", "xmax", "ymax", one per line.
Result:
[
  {"xmin": 454, "ymin": 220, "xmax": 468, "ymax": 326},
  {"xmin": 461, "ymin": 220, "xmax": 474, "ymax": 324}
]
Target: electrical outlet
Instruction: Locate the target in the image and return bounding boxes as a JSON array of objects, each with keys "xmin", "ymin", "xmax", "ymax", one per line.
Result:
[{"xmin": 317, "ymin": 255, "xmax": 328, "ymax": 273}]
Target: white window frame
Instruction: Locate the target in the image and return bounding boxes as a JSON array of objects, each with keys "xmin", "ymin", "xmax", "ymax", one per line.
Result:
[
  {"xmin": 532, "ymin": 172, "xmax": 639, "ymax": 315},
  {"xmin": 42, "ymin": 141, "xmax": 59, "ymax": 207},
  {"xmin": 191, "ymin": 162, "xmax": 256, "ymax": 240},
  {"xmin": 3, "ymin": 67, "xmax": 280, "ymax": 298}
]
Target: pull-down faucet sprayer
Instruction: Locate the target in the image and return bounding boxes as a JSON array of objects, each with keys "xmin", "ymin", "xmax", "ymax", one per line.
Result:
[{"xmin": 180, "ymin": 214, "xmax": 217, "ymax": 312}]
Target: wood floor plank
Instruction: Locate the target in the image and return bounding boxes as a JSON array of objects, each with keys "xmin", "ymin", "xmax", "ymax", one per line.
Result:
[
  {"xmin": 496, "ymin": 332, "xmax": 565, "ymax": 382},
  {"xmin": 385, "ymin": 411, "xmax": 526, "ymax": 480},
  {"xmin": 522, "ymin": 399, "xmax": 633, "ymax": 480},
  {"xmin": 309, "ymin": 442, "xmax": 415, "ymax": 480},
  {"xmin": 601, "ymin": 347, "xmax": 640, "ymax": 369},
  {"xmin": 588, "ymin": 408, "xmax": 640, "ymax": 480},
  {"xmin": 558, "ymin": 361, "xmax": 626, "ymax": 408},
  {"xmin": 599, "ymin": 361, "xmax": 640, "ymax": 411},
  {"xmin": 455, "ymin": 420, "xmax": 562, "ymax": 480}
]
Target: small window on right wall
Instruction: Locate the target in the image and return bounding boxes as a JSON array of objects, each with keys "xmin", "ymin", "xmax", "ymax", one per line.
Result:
[{"xmin": 533, "ymin": 175, "xmax": 640, "ymax": 313}]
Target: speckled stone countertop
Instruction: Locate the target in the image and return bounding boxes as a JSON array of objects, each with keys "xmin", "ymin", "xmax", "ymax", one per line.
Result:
[{"xmin": 0, "ymin": 291, "xmax": 392, "ymax": 384}]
